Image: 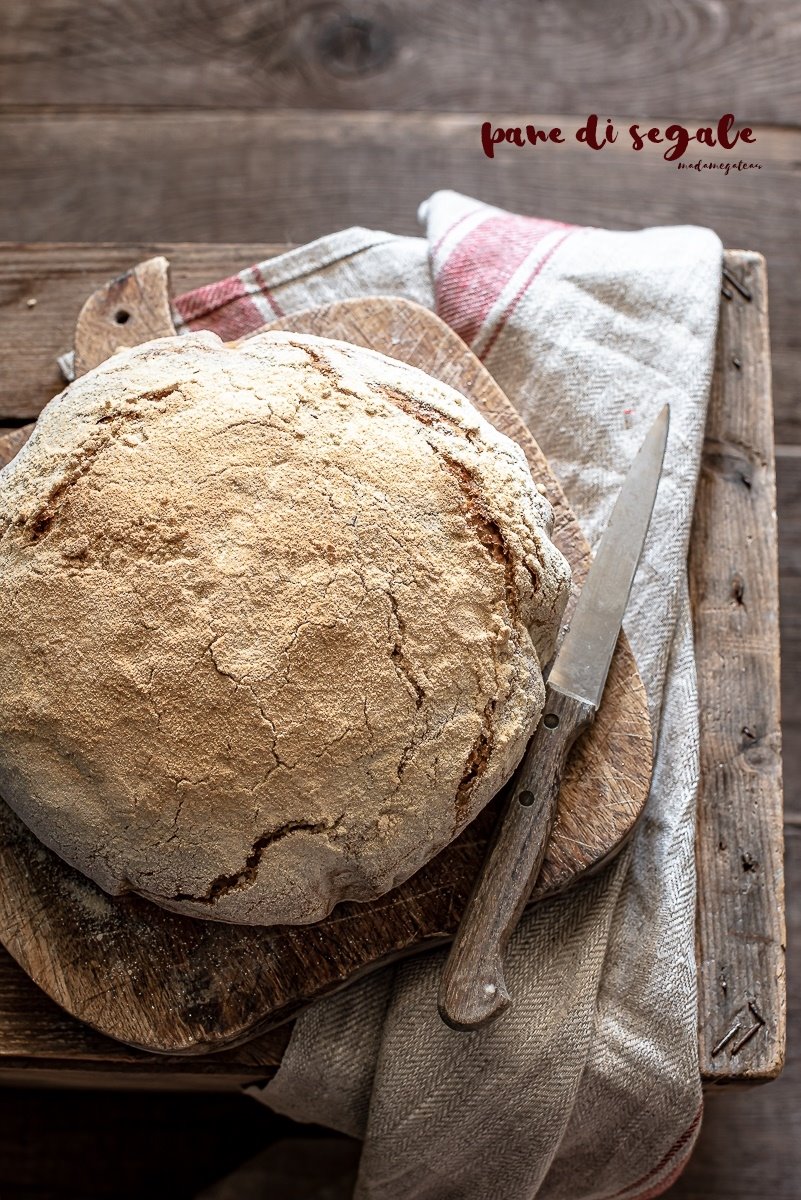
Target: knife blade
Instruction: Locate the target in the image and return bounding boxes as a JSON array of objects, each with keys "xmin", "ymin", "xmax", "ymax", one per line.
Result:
[{"xmin": 438, "ymin": 405, "xmax": 670, "ymax": 1031}]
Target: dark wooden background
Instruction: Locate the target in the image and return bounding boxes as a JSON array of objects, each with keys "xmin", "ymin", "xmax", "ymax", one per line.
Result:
[{"xmin": 0, "ymin": 2, "xmax": 799, "ymax": 1196}]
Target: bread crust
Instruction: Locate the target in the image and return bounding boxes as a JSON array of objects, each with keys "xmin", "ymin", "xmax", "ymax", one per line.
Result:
[{"xmin": 0, "ymin": 332, "xmax": 571, "ymax": 925}]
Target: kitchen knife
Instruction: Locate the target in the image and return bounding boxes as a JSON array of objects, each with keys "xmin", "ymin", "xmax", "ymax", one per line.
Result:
[{"xmin": 438, "ymin": 405, "xmax": 670, "ymax": 1031}]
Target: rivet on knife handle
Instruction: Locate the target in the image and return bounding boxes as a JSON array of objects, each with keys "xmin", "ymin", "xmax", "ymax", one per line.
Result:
[{"xmin": 437, "ymin": 685, "xmax": 594, "ymax": 1031}]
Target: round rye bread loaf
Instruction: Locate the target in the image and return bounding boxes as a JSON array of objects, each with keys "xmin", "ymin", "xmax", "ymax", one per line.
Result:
[{"xmin": 0, "ymin": 332, "xmax": 571, "ymax": 925}]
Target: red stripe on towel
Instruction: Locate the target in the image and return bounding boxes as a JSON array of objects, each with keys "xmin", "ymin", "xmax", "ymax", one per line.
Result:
[
  {"xmin": 251, "ymin": 263, "xmax": 286, "ymax": 319},
  {"xmin": 479, "ymin": 226, "xmax": 578, "ymax": 360},
  {"xmin": 434, "ymin": 214, "xmax": 573, "ymax": 347},
  {"xmin": 173, "ymin": 273, "xmax": 264, "ymax": 341}
]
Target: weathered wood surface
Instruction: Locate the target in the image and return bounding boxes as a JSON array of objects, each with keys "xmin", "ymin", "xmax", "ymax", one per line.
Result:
[
  {"xmin": 0, "ymin": 941, "xmax": 289, "ymax": 1087},
  {"xmin": 0, "ymin": 117, "xmax": 798, "ymax": 442},
  {"xmin": 776, "ymin": 451, "xmax": 801, "ymax": 800},
  {"xmin": 689, "ymin": 253, "xmax": 785, "ymax": 1084},
  {"xmin": 73, "ymin": 254, "xmax": 175, "ymax": 376},
  {"xmin": 0, "ymin": 244, "xmax": 289, "ymax": 420},
  {"xmin": 666, "ymin": 823, "xmax": 799, "ymax": 1200},
  {"xmin": 1, "ymin": 0, "xmax": 798, "ymax": 121},
  {"xmin": 0, "ymin": 290, "xmax": 652, "ymax": 1055}
]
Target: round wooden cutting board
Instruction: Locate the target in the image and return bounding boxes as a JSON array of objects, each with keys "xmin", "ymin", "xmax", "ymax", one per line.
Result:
[{"xmin": 0, "ymin": 269, "xmax": 652, "ymax": 1055}]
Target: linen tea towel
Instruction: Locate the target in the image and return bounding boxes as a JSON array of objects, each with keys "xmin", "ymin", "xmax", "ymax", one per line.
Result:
[{"xmin": 174, "ymin": 191, "xmax": 723, "ymax": 1200}]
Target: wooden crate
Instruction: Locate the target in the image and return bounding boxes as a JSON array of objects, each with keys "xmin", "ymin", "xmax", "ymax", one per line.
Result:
[{"xmin": 0, "ymin": 245, "xmax": 784, "ymax": 1089}]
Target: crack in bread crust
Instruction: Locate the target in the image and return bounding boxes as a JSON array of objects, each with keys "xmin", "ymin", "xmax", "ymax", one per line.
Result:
[
  {"xmin": 19, "ymin": 391, "xmax": 184, "ymax": 544},
  {"xmin": 438, "ymin": 452, "xmax": 526, "ymax": 622},
  {"xmin": 172, "ymin": 817, "xmax": 341, "ymax": 905},
  {"xmin": 453, "ymin": 697, "xmax": 497, "ymax": 832}
]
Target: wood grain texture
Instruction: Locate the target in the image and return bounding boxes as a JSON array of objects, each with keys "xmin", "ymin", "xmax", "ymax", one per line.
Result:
[
  {"xmin": 0, "ymin": 113, "xmax": 798, "ymax": 439},
  {"xmin": 1, "ymin": 0, "xmax": 799, "ymax": 122},
  {"xmin": 0, "ymin": 937, "xmax": 290, "ymax": 1087},
  {"xmin": 0, "ymin": 244, "xmax": 290, "ymax": 420},
  {"xmin": 0, "ymin": 293, "xmax": 652, "ymax": 1056},
  {"xmin": 690, "ymin": 253, "xmax": 785, "ymax": 1083},
  {"xmin": 73, "ymin": 255, "xmax": 176, "ymax": 375},
  {"xmin": 665, "ymin": 827, "xmax": 801, "ymax": 1197}
]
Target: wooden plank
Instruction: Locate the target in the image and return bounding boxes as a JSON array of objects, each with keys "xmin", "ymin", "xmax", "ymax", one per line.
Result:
[
  {"xmin": 0, "ymin": 939, "xmax": 288, "ymax": 1087},
  {"xmin": 776, "ymin": 451, "xmax": 801, "ymax": 577},
  {"xmin": 0, "ymin": 243, "xmax": 289, "ymax": 419},
  {"xmin": 777, "ymin": 591, "xmax": 801, "ymax": 818},
  {"xmin": 0, "ymin": 113, "xmax": 798, "ymax": 440},
  {"xmin": 0, "ymin": 0, "xmax": 799, "ymax": 123},
  {"xmin": 666, "ymin": 824, "xmax": 801, "ymax": 1197},
  {"xmin": 690, "ymin": 252, "xmax": 785, "ymax": 1083}
]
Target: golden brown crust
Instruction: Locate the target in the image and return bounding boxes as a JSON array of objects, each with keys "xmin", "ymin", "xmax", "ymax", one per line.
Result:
[{"xmin": 0, "ymin": 332, "xmax": 571, "ymax": 925}]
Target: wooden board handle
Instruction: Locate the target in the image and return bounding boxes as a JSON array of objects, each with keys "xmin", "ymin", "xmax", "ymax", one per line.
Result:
[
  {"xmin": 73, "ymin": 256, "xmax": 176, "ymax": 377},
  {"xmin": 438, "ymin": 687, "xmax": 595, "ymax": 1031}
]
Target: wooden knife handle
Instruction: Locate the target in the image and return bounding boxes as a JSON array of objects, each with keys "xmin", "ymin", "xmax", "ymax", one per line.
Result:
[{"xmin": 438, "ymin": 686, "xmax": 595, "ymax": 1031}]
